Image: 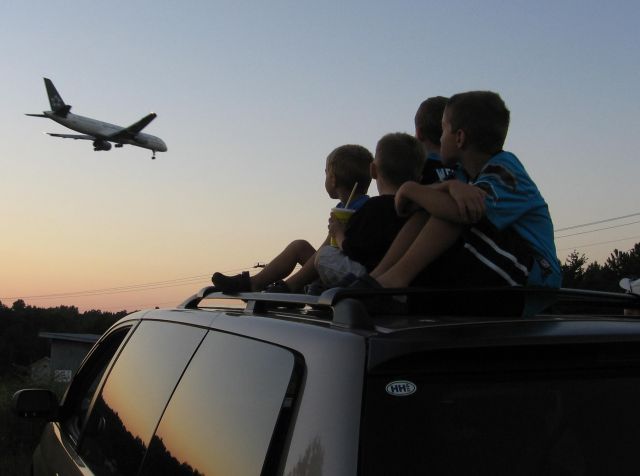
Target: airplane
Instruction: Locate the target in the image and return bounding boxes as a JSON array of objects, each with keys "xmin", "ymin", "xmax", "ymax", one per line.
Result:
[{"xmin": 26, "ymin": 78, "xmax": 167, "ymax": 159}]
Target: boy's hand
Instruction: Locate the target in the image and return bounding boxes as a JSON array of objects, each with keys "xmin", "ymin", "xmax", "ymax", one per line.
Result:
[
  {"xmin": 328, "ymin": 213, "xmax": 346, "ymax": 247},
  {"xmin": 395, "ymin": 182, "xmax": 421, "ymax": 217},
  {"xmin": 448, "ymin": 181, "xmax": 487, "ymax": 223}
]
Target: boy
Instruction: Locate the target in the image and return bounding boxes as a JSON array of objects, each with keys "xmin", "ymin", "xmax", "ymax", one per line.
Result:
[
  {"xmin": 414, "ymin": 96, "xmax": 455, "ymax": 185},
  {"xmin": 366, "ymin": 95, "xmax": 456, "ymax": 279},
  {"xmin": 361, "ymin": 91, "xmax": 561, "ymax": 312},
  {"xmin": 212, "ymin": 144, "xmax": 372, "ymax": 293},
  {"xmin": 314, "ymin": 133, "xmax": 425, "ymax": 287}
]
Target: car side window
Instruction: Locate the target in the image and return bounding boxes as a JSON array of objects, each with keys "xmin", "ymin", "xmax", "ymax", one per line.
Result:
[
  {"xmin": 61, "ymin": 325, "xmax": 133, "ymax": 444},
  {"xmin": 78, "ymin": 321, "xmax": 207, "ymax": 476},
  {"xmin": 139, "ymin": 331, "xmax": 299, "ymax": 476}
]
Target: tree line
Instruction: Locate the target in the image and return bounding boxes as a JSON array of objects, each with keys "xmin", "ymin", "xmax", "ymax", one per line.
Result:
[
  {"xmin": 0, "ymin": 300, "xmax": 127, "ymax": 374},
  {"xmin": 561, "ymin": 242, "xmax": 640, "ymax": 291}
]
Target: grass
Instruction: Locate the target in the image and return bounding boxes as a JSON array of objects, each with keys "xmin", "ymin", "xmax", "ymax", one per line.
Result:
[{"xmin": 0, "ymin": 374, "xmax": 49, "ymax": 476}]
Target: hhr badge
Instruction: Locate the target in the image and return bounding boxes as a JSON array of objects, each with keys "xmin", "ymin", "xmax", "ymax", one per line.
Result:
[{"xmin": 385, "ymin": 380, "xmax": 417, "ymax": 396}]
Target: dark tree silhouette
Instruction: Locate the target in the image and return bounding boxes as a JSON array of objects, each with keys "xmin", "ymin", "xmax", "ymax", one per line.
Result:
[
  {"xmin": 0, "ymin": 302, "xmax": 128, "ymax": 373},
  {"xmin": 561, "ymin": 242, "xmax": 640, "ymax": 292}
]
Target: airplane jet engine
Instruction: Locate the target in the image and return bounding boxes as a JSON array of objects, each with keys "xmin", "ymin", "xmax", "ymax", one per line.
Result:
[{"xmin": 92, "ymin": 140, "xmax": 112, "ymax": 151}]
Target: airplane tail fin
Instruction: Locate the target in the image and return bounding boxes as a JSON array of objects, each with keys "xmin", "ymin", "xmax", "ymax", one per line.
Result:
[{"xmin": 44, "ymin": 78, "xmax": 71, "ymax": 117}]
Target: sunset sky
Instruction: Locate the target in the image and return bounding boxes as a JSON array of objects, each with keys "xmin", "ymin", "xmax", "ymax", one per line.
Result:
[{"xmin": 1, "ymin": 1, "xmax": 639, "ymax": 312}]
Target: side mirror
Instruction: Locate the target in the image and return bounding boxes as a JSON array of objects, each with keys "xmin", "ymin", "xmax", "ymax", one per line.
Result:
[
  {"xmin": 620, "ymin": 278, "xmax": 632, "ymax": 292},
  {"xmin": 13, "ymin": 388, "xmax": 59, "ymax": 421}
]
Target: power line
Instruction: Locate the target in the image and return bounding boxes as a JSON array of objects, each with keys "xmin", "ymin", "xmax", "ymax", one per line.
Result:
[
  {"xmin": 0, "ymin": 267, "xmax": 249, "ymax": 301},
  {"xmin": 1, "ymin": 275, "xmax": 208, "ymax": 300},
  {"xmin": 15, "ymin": 280, "xmax": 207, "ymax": 301},
  {"xmin": 555, "ymin": 220, "xmax": 640, "ymax": 239},
  {"xmin": 555, "ymin": 212, "xmax": 640, "ymax": 232},
  {"xmin": 557, "ymin": 234, "xmax": 640, "ymax": 251}
]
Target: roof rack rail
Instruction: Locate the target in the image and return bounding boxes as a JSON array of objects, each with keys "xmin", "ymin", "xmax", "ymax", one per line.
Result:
[
  {"xmin": 177, "ymin": 286, "xmax": 640, "ymax": 327},
  {"xmin": 180, "ymin": 286, "xmax": 640, "ymax": 308},
  {"xmin": 178, "ymin": 286, "xmax": 376, "ymax": 329}
]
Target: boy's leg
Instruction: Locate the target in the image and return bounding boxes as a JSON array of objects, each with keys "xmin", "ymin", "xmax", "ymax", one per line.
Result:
[
  {"xmin": 283, "ymin": 249, "xmax": 321, "ymax": 292},
  {"xmin": 280, "ymin": 235, "xmax": 331, "ymax": 292},
  {"xmin": 375, "ymin": 217, "xmax": 462, "ymax": 288},
  {"xmin": 251, "ymin": 239, "xmax": 316, "ymax": 290},
  {"xmin": 370, "ymin": 211, "xmax": 428, "ymax": 279}
]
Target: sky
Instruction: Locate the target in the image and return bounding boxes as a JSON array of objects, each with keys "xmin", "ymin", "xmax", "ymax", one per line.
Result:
[{"xmin": 1, "ymin": 0, "xmax": 639, "ymax": 312}]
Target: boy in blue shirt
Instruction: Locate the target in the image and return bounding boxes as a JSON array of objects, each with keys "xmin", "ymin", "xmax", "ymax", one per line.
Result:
[
  {"xmin": 360, "ymin": 91, "xmax": 561, "ymax": 312},
  {"xmin": 212, "ymin": 144, "xmax": 372, "ymax": 293}
]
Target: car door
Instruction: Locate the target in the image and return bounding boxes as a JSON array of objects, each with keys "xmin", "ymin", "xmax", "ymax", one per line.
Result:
[
  {"xmin": 33, "ymin": 323, "xmax": 134, "ymax": 476},
  {"xmin": 33, "ymin": 320, "xmax": 208, "ymax": 476}
]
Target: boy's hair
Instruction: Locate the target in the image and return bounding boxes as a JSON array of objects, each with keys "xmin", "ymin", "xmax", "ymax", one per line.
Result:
[
  {"xmin": 327, "ymin": 145, "xmax": 373, "ymax": 194},
  {"xmin": 414, "ymin": 96, "xmax": 448, "ymax": 146},
  {"xmin": 447, "ymin": 91, "xmax": 510, "ymax": 155},
  {"xmin": 375, "ymin": 133, "xmax": 425, "ymax": 187}
]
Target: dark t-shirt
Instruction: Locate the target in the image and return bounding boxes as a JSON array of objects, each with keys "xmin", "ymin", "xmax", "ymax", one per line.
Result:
[
  {"xmin": 341, "ymin": 195, "xmax": 407, "ymax": 271},
  {"xmin": 421, "ymin": 152, "xmax": 455, "ymax": 185}
]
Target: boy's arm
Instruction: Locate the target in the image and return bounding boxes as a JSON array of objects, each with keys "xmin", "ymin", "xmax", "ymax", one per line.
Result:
[{"xmin": 395, "ymin": 181, "xmax": 487, "ymax": 224}]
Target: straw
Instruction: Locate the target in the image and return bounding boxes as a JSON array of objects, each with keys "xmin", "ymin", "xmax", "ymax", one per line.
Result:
[{"xmin": 344, "ymin": 182, "xmax": 359, "ymax": 209}]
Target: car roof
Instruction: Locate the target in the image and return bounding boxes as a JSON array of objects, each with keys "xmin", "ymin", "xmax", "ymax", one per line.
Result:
[
  {"xmin": 171, "ymin": 285, "xmax": 640, "ymax": 332},
  {"xmin": 117, "ymin": 286, "xmax": 640, "ymax": 372}
]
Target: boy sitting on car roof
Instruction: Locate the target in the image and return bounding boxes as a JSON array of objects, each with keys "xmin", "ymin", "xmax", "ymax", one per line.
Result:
[{"xmin": 212, "ymin": 144, "xmax": 372, "ymax": 293}]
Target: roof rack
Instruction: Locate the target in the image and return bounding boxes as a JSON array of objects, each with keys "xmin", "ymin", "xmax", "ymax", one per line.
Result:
[
  {"xmin": 177, "ymin": 286, "xmax": 640, "ymax": 328},
  {"xmin": 178, "ymin": 286, "xmax": 377, "ymax": 329}
]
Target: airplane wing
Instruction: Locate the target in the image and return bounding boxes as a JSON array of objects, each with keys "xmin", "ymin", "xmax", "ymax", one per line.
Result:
[
  {"xmin": 47, "ymin": 133, "xmax": 96, "ymax": 141},
  {"xmin": 108, "ymin": 112, "xmax": 157, "ymax": 141}
]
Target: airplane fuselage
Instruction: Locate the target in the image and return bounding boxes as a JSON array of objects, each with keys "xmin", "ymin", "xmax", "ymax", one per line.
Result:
[{"xmin": 44, "ymin": 111, "xmax": 167, "ymax": 152}]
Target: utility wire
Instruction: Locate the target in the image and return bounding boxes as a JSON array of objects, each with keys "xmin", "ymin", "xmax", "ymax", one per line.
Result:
[
  {"xmin": 1, "ymin": 275, "xmax": 208, "ymax": 300},
  {"xmin": 2, "ymin": 263, "xmax": 271, "ymax": 303},
  {"xmin": 555, "ymin": 212, "xmax": 640, "ymax": 232},
  {"xmin": 555, "ymin": 220, "xmax": 640, "ymax": 239},
  {"xmin": 0, "ymin": 267, "xmax": 249, "ymax": 301},
  {"xmin": 11, "ymin": 280, "xmax": 208, "ymax": 301},
  {"xmin": 557, "ymin": 234, "xmax": 640, "ymax": 251}
]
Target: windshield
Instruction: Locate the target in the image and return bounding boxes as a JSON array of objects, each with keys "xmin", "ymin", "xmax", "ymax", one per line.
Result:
[{"xmin": 360, "ymin": 344, "xmax": 640, "ymax": 476}]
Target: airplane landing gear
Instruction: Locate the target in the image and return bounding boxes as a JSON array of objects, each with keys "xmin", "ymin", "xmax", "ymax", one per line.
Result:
[{"xmin": 152, "ymin": 151, "xmax": 156, "ymax": 160}]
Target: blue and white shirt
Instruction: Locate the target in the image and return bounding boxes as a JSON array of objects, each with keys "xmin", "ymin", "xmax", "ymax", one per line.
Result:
[{"xmin": 457, "ymin": 151, "xmax": 561, "ymax": 288}]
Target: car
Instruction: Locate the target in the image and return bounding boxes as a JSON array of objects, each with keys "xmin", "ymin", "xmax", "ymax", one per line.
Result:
[{"xmin": 13, "ymin": 285, "xmax": 640, "ymax": 475}]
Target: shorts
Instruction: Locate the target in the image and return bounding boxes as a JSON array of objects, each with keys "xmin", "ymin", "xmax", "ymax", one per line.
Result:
[
  {"xmin": 315, "ymin": 246, "xmax": 367, "ymax": 286},
  {"xmin": 410, "ymin": 221, "xmax": 546, "ymax": 317}
]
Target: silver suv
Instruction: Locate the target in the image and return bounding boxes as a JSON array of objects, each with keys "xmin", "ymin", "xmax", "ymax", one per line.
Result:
[{"xmin": 14, "ymin": 286, "xmax": 640, "ymax": 475}]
